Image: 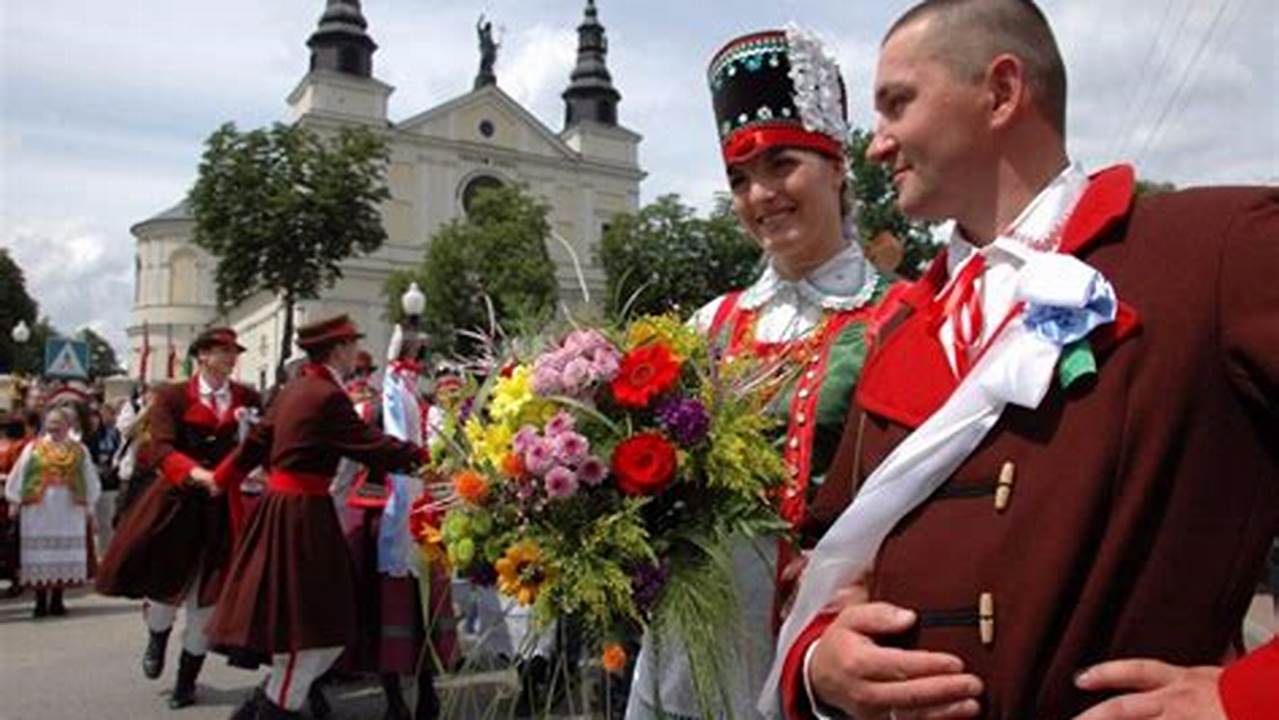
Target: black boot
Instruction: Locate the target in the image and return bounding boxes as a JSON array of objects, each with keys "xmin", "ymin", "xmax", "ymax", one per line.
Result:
[
  {"xmin": 142, "ymin": 628, "xmax": 171, "ymax": 679},
  {"xmin": 33, "ymin": 590, "xmax": 48, "ymax": 618},
  {"xmin": 48, "ymin": 589, "xmax": 66, "ymax": 616},
  {"xmin": 414, "ymin": 676, "xmax": 440, "ymax": 720},
  {"xmin": 380, "ymin": 673, "xmax": 410, "ymax": 720},
  {"xmin": 228, "ymin": 685, "xmax": 265, "ymax": 720},
  {"xmin": 257, "ymin": 697, "xmax": 302, "ymax": 720},
  {"xmin": 168, "ymin": 651, "xmax": 205, "ymax": 709},
  {"xmin": 306, "ymin": 683, "xmax": 332, "ymax": 720}
]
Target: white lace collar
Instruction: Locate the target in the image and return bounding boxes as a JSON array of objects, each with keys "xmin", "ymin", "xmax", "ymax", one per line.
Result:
[{"xmin": 739, "ymin": 241, "xmax": 879, "ymax": 312}]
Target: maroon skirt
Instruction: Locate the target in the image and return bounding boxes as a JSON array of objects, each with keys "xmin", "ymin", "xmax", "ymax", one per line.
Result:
[
  {"xmin": 95, "ymin": 479, "xmax": 230, "ymax": 606},
  {"xmin": 206, "ymin": 492, "xmax": 357, "ymax": 655}
]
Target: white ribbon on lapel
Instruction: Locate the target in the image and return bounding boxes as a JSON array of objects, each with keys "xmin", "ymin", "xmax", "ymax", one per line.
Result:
[{"xmin": 759, "ymin": 250, "xmax": 1117, "ymax": 715}]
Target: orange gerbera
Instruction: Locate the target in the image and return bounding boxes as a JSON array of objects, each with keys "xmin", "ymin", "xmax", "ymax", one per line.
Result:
[
  {"xmin": 500, "ymin": 451, "xmax": 526, "ymax": 479},
  {"xmin": 601, "ymin": 643, "xmax": 627, "ymax": 674},
  {"xmin": 495, "ymin": 540, "xmax": 547, "ymax": 606},
  {"xmin": 452, "ymin": 469, "xmax": 489, "ymax": 504}
]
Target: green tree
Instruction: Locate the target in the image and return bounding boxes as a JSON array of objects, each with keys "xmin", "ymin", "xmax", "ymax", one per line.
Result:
[
  {"xmin": 846, "ymin": 128, "xmax": 942, "ymax": 279},
  {"xmin": 598, "ymin": 194, "xmax": 762, "ymax": 320},
  {"xmin": 189, "ymin": 122, "xmax": 391, "ymax": 376},
  {"xmin": 0, "ymin": 249, "xmax": 40, "ymax": 374},
  {"xmin": 389, "ymin": 185, "xmax": 558, "ymax": 356},
  {"xmin": 1135, "ymin": 179, "xmax": 1177, "ymax": 196},
  {"xmin": 78, "ymin": 328, "xmax": 122, "ymax": 378}
]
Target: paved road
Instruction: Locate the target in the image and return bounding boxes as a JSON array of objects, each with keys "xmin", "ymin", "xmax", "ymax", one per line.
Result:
[{"xmin": 0, "ymin": 589, "xmax": 425, "ymax": 720}]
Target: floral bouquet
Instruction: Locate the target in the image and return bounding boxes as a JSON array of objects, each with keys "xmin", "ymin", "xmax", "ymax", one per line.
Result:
[{"xmin": 421, "ymin": 315, "xmax": 789, "ymax": 714}]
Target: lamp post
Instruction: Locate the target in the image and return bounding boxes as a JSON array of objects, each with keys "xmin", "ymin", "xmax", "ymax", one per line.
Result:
[
  {"xmin": 10, "ymin": 320, "xmax": 31, "ymax": 410},
  {"xmin": 401, "ymin": 282, "xmax": 426, "ymax": 329}
]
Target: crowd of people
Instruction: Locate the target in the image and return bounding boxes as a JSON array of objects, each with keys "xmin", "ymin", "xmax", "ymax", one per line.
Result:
[{"xmin": 2, "ymin": 1, "xmax": 1275, "ymax": 718}]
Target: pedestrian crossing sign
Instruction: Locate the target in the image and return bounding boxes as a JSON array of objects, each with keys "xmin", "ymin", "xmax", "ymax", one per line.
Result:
[{"xmin": 45, "ymin": 338, "xmax": 90, "ymax": 379}]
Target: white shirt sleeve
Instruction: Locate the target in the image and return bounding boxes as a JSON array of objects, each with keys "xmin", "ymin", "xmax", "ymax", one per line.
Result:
[{"xmin": 80, "ymin": 441, "xmax": 101, "ymax": 507}]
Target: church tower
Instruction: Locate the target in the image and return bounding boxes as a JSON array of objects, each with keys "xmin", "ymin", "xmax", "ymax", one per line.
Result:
[
  {"xmin": 287, "ymin": 0, "xmax": 393, "ymax": 124},
  {"xmin": 562, "ymin": 0, "xmax": 621, "ymax": 128}
]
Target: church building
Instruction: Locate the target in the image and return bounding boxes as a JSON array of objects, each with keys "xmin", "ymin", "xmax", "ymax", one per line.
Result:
[{"xmin": 128, "ymin": 0, "xmax": 643, "ymax": 388}]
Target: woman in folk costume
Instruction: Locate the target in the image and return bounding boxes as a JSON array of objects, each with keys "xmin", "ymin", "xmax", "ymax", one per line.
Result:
[
  {"xmin": 208, "ymin": 315, "xmax": 431, "ymax": 720},
  {"xmin": 4, "ymin": 405, "xmax": 101, "ymax": 617},
  {"xmin": 626, "ymin": 26, "xmax": 887, "ymax": 720},
  {"xmin": 95, "ymin": 327, "xmax": 261, "ymax": 710}
]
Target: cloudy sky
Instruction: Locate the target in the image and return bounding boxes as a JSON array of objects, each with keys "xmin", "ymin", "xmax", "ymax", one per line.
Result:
[{"xmin": 2, "ymin": 0, "xmax": 1275, "ymax": 358}]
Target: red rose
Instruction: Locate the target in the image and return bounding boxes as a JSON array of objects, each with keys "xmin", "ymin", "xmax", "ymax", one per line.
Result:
[
  {"xmin": 611, "ymin": 432, "xmax": 678, "ymax": 496},
  {"xmin": 610, "ymin": 343, "xmax": 681, "ymax": 409}
]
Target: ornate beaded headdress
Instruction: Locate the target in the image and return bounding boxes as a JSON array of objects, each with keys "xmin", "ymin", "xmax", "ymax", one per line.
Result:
[{"xmin": 707, "ymin": 24, "xmax": 849, "ymax": 166}]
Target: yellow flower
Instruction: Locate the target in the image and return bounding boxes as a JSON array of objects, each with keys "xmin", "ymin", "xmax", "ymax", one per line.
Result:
[
  {"xmin": 626, "ymin": 315, "xmax": 699, "ymax": 359},
  {"xmin": 465, "ymin": 419, "xmax": 516, "ymax": 470},
  {"xmin": 495, "ymin": 540, "xmax": 548, "ymax": 606},
  {"xmin": 490, "ymin": 366, "xmax": 535, "ymax": 424}
]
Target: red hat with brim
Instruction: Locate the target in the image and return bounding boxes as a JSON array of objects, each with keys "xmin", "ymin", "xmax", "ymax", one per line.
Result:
[
  {"xmin": 189, "ymin": 327, "xmax": 247, "ymax": 356},
  {"xmin": 296, "ymin": 314, "xmax": 364, "ymax": 352}
]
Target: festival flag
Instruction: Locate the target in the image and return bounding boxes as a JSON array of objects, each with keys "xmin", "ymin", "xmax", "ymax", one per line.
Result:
[{"xmin": 139, "ymin": 321, "xmax": 151, "ymax": 387}]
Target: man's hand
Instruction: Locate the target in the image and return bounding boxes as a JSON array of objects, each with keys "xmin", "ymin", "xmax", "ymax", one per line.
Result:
[
  {"xmin": 188, "ymin": 467, "xmax": 221, "ymax": 496},
  {"xmin": 1072, "ymin": 659, "xmax": 1225, "ymax": 720},
  {"xmin": 810, "ymin": 601, "xmax": 984, "ymax": 719}
]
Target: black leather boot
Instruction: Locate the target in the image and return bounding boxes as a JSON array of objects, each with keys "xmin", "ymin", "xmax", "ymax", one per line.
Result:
[
  {"xmin": 168, "ymin": 651, "xmax": 205, "ymax": 708},
  {"xmin": 48, "ymin": 589, "xmax": 66, "ymax": 615},
  {"xmin": 257, "ymin": 697, "xmax": 303, "ymax": 720},
  {"xmin": 227, "ymin": 685, "xmax": 265, "ymax": 720},
  {"xmin": 33, "ymin": 590, "xmax": 48, "ymax": 618},
  {"xmin": 380, "ymin": 673, "xmax": 410, "ymax": 720},
  {"xmin": 142, "ymin": 628, "xmax": 171, "ymax": 679},
  {"xmin": 414, "ymin": 677, "xmax": 440, "ymax": 720},
  {"xmin": 306, "ymin": 683, "xmax": 332, "ymax": 720}
]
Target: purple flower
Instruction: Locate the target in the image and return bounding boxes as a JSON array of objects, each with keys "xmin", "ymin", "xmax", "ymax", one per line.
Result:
[
  {"xmin": 631, "ymin": 562, "xmax": 669, "ymax": 612},
  {"xmin": 512, "ymin": 425, "xmax": 540, "ymax": 455},
  {"xmin": 578, "ymin": 455, "xmax": 607, "ymax": 486},
  {"xmin": 656, "ymin": 397, "xmax": 711, "ymax": 446},
  {"xmin": 544, "ymin": 466, "xmax": 579, "ymax": 499},
  {"xmin": 544, "ymin": 411, "xmax": 576, "ymax": 437},
  {"xmin": 553, "ymin": 431, "xmax": 590, "ymax": 465},
  {"xmin": 524, "ymin": 438, "xmax": 556, "ymax": 476}
]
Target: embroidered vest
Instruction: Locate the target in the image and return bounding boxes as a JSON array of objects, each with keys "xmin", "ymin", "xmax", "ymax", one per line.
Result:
[{"xmin": 19, "ymin": 439, "xmax": 90, "ymax": 505}]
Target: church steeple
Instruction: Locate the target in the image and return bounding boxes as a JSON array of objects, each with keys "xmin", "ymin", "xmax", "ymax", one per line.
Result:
[
  {"xmin": 307, "ymin": 0, "xmax": 377, "ymax": 78},
  {"xmin": 562, "ymin": 0, "xmax": 621, "ymax": 129}
]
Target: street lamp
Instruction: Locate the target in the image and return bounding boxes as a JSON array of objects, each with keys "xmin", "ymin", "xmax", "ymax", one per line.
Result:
[
  {"xmin": 401, "ymin": 282, "xmax": 425, "ymax": 328},
  {"xmin": 11, "ymin": 320, "xmax": 30, "ymax": 345}
]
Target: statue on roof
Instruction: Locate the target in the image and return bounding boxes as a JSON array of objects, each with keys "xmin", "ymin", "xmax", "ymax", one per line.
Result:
[{"xmin": 475, "ymin": 15, "xmax": 499, "ymax": 89}]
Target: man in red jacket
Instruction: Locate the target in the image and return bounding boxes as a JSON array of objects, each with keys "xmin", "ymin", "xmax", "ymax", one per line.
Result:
[
  {"xmin": 208, "ymin": 315, "xmax": 430, "ymax": 720},
  {"xmin": 774, "ymin": 1, "xmax": 1278, "ymax": 718},
  {"xmin": 96, "ymin": 327, "xmax": 260, "ymax": 710}
]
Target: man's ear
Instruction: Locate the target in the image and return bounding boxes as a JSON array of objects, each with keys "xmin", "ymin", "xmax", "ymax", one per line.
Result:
[{"xmin": 986, "ymin": 53, "xmax": 1027, "ymax": 130}]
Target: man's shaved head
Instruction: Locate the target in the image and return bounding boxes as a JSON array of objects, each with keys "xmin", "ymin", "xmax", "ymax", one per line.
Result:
[{"xmin": 885, "ymin": 0, "xmax": 1067, "ymax": 134}]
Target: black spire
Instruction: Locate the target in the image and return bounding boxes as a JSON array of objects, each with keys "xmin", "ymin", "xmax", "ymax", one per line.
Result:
[
  {"xmin": 562, "ymin": 0, "xmax": 621, "ymax": 128},
  {"xmin": 307, "ymin": 0, "xmax": 377, "ymax": 78}
]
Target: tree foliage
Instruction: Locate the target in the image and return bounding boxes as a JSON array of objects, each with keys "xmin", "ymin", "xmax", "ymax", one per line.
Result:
[
  {"xmin": 189, "ymin": 122, "xmax": 391, "ymax": 372},
  {"xmin": 1135, "ymin": 179, "xmax": 1177, "ymax": 196},
  {"xmin": 389, "ymin": 185, "xmax": 559, "ymax": 357},
  {"xmin": 597, "ymin": 194, "xmax": 762, "ymax": 320},
  {"xmin": 846, "ymin": 128, "xmax": 943, "ymax": 279},
  {"xmin": 79, "ymin": 328, "xmax": 122, "ymax": 378},
  {"xmin": 0, "ymin": 249, "xmax": 39, "ymax": 374}
]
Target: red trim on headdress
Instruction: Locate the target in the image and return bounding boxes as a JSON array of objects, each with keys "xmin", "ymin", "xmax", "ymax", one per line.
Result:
[{"xmin": 722, "ymin": 124, "xmax": 844, "ymax": 165}]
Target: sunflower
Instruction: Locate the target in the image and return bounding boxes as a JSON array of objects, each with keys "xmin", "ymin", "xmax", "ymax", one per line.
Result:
[{"xmin": 495, "ymin": 540, "xmax": 548, "ymax": 606}]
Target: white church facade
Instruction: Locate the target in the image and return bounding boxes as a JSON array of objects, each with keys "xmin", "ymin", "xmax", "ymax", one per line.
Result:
[{"xmin": 128, "ymin": 0, "xmax": 643, "ymax": 389}]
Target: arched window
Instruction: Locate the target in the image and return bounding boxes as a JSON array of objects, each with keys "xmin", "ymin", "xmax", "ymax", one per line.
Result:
[
  {"xmin": 169, "ymin": 249, "xmax": 197, "ymax": 305},
  {"xmin": 461, "ymin": 174, "xmax": 505, "ymax": 215}
]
